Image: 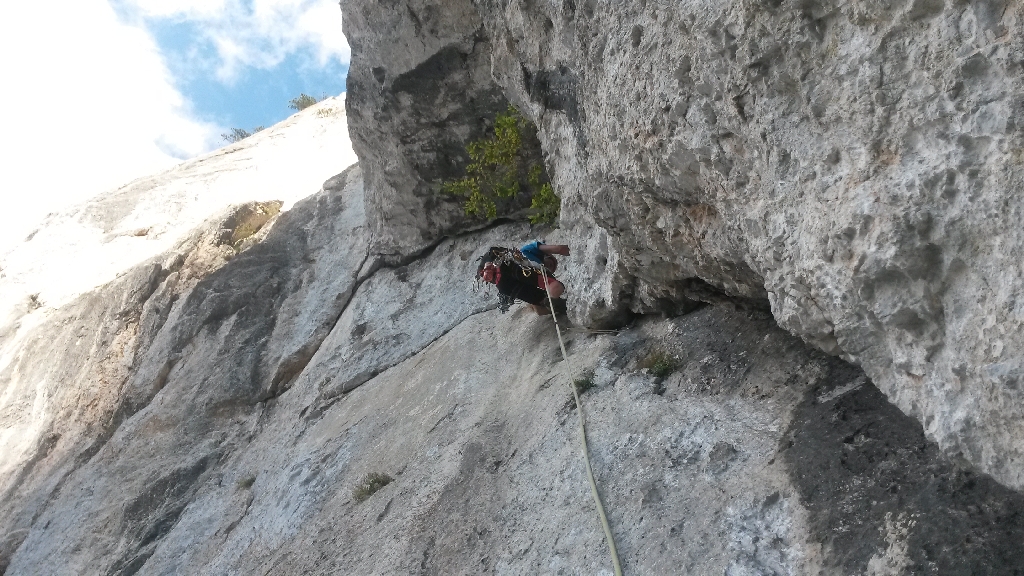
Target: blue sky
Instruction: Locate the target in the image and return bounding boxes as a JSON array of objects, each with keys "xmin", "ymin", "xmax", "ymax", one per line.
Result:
[
  {"xmin": 160, "ymin": 39, "xmax": 350, "ymax": 137},
  {"xmin": 140, "ymin": 6, "xmax": 349, "ymax": 139},
  {"xmin": 0, "ymin": 0, "xmax": 351, "ymax": 252}
]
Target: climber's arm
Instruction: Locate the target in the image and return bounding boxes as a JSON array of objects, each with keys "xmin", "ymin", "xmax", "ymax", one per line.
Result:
[{"xmin": 539, "ymin": 244, "xmax": 570, "ymax": 256}]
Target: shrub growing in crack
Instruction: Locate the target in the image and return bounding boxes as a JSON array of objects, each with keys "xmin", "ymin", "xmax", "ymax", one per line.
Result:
[
  {"xmin": 640, "ymin": 350, "xmax": 677, "ymax": 378},
  {"xmin": 221, "ymin": 126, "xmax": 265, "ymax": 143},
  {"xmin": 440, "ymin": 105, "xmax": 560, "ymax": 224},
  {"xmin": 288, "ymin": 93, "xmax": 319, "ymax": 111},
  {"xmin": 573, "ymin": 371, "xmax": 596, "ymax": 395}
]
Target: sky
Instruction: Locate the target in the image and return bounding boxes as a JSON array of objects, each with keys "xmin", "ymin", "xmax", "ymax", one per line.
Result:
[{"xmin": 0, "ymin": 0, "xmax": 350, "ymax": 253}]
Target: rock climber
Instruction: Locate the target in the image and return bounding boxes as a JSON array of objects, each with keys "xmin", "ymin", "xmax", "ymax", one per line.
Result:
[{"xmin": 477, "ymin": 241, "xmax": 570, "ymax": 315}]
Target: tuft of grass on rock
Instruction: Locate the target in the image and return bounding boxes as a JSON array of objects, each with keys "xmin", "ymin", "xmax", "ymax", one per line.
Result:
[
  {"xmin": 573, "ymin": 372, "xmax": 596, "ymax": 395},
  {"xmin": 353, "ymin": 472, "xmax": 393, "ymax": 503},
  {"xmin": 236, "ymin": 474, "xmax": 256, "ymax": 490},
  {"xmin": 640, "ymin": 350, "xmax": 677, "ymax": 378}
]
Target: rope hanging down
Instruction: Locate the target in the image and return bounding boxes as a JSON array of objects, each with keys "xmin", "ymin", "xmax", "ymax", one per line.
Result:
[{"xmin": 540, "ymin": 266, "xmax": 624, "ymax": 576}]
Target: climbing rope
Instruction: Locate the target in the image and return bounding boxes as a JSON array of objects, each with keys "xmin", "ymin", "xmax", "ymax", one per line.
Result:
[{"xmin": 540, "ymin": 266, "xmax": 624, "ymax": 576}]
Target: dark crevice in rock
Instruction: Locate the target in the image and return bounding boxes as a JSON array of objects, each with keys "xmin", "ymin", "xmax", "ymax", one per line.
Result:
[
  {"xmin": 622, "ymin": 276, "xmax": 770, "ymax": 322},
  {"xmin": 150, "ymin": 357, "xmax": 177, "ymax": 395},
  {"xmin": 782, "ymin": 359, "xmax": 1024, "ymax": 574},
  {"xmin": 391, "ymin": 39, "xmax": 482, "ymax": 98},
  {"xmin": 306, "ymin": 301, "xmax": 499, "ymax": 422},
  {"xmin": 264, "ymin": 338, "xmax": 329, "ymax": 401},
  {"xmin": 220, "ymin": 492, "xmax": 255, "ymax": 543},
  {"xmin": 260, "ymin": 250, "xmax": 377, "ymax": 404},
  {"xmin": 280, "ymin": 225, "xmax": 496, "ymax": 409},
  {"xmin": 635, "ymin": 307, "xmax": 806, "ymax": 400},
  {"xmin": 306, "ymin": 218, "xmax": 532, "ymax": 408},
  {"xmin": 679, "ymin": 277, "xmax": 772, "ymax": 313},
  {"xmin": 106, "ymin": 454, "xmax": 217, "ymax": 576},
  {"xmin": 375, "ymin": 217, "xmax": 521, "ymax": 267},
  {"xmin": 526, "ymin": 65, "xmax": 582, "ymax": 124},
  {"xmin": 525, "ymin": 64, "xmax": 587, "ymax": 149},
  {"xmin": 399, "ymin": 216, "xmax": 528, "ymax": 263}
]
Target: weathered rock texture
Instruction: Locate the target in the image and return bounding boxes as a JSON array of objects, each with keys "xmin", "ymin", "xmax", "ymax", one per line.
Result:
[
  {"xmin": 0, "ymin": 96, "xmax": 355, "ymax": 322},
  {"xmin": 343, "ymin": 0, "xmax": 1024, "ymax": 490},
  {"xmin": 4, "ymin": 0, "xmax": 1024, "ymax": 573},
  {"xmin": 344, "ymin": 0, "xmax": 550, "ymax": 261},
  {"xmin": 4, "ymin": 162, "xmax": 1024, "ymax": 574}
]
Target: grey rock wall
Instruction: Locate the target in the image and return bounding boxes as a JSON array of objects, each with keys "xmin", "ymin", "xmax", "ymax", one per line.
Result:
[
  {"xmin": 0, "ymin": 198, "xmax": 285, "ymax": 572},
  {"xmin": 4, "ymin": 165, "xmax": 1024, "ymax": 574},
  {"xmin": 1, "ymin": 167, "xmax": 371, "ymax": 573},
  {"xmin": 343, "ymin": 0, "xmax": 1024, "ymax": 489},
  {"xmin": 2, "ymin": 0, "xmax": 1024, "ymax": 571},
  {"xmin": 344, "ymin": 0, "xmax": 517, "ymax": 259}
]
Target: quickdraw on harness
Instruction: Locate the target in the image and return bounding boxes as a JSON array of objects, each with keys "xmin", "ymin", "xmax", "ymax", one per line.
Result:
[{"xmin": 476, "ymin": 246, "xmax": 551, "ymax": 313}]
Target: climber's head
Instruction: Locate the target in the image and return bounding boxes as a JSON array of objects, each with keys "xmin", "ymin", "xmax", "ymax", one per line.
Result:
[
  {"xmin": 479, "ymin": 261, "xmax": 499, "ymax": 284},
  {"xmin": 543, "ymin": 255, "xmax": 558, "ymax": 273}
]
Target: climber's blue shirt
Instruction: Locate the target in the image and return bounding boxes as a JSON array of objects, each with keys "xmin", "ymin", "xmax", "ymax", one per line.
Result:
[{"xmin": 521, "ymin": 240, "xmax": 545, "ymax": 264}]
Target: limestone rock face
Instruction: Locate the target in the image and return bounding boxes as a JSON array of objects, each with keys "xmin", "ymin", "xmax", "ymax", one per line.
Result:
[
  {"xmin": 344, "ymin": 0, "xmax": 551, "ymax": 260},
  {"xmin": 4, "ymin": 1, "xmax": 1024, "ymax": 572},
  {"xmin": 0, "ymin": 96, "xmax": 355, "ymax": 320},
  {"xmin": 343, "ymin": 0, "xmax": 1024, "ymax": 489},
  {"xmin": 5, "ymin": 164, "xmax": 1024, "ymax": 574},
  {"xmin": 0, "ymin": 196, "xmax": 295, "ymax": 570}
]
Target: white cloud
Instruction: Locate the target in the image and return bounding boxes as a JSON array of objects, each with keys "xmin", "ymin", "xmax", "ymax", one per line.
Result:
[
  {"xmin": 129, "ymin": 0, "xmax": 228, "ymax": 19},
  {"xmin": 0, "ymin": 0, "xmax": 221, "ymax": 254},
  {"xmin": 0, "ymin": 0, "xmax": 350, "ymax": 255},
  {"xmin": 297, "ymin": 2, "xmax": 353, "ymax": 66},
  {"xmin": 123, "ymin": 0, "xmax": 350, "ymax": 82}
]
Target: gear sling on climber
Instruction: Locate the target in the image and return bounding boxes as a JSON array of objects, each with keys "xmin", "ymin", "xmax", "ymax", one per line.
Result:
[{"xmin": 477, "ymin": 241, "xmax": 569, "ymax": 315}]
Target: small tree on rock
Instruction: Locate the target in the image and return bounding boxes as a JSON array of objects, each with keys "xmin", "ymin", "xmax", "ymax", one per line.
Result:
[
  {"xmin": 222, "ymin": 126, "xmax": 265, "ymax": 144},
  {"xmin": 222, "ymin": 128, "xmax": 252, "ymax": 143},
  {"xmin": 288, "ymin": 93, "xmax": 319, "ymax": 111}
]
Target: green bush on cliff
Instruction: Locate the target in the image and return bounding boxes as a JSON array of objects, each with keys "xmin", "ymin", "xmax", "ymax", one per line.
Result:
[
  {"xmin": 222, "ymin": 127, "xmax": 252, "ymax": 143},
  {"xmin": 288, "ymin": 93, "xmax": 319, "ymax": 111},
  {"xmin": 442, "ymin": 106, "xmax": 560, "ymax": 224},
  {"xmin": 528, "ymin": 165, "xmax": 560, "ymax": 225},
  {"xmin": 236, "ymin": 474, "xmax": 256, "ymax": 490}
]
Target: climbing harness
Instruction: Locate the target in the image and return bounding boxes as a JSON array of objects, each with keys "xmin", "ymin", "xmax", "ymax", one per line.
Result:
[
  {"xmin": 539, "ymin": 266, "xmax": 623, "ymax": 576},
  {"xmin": 477, "ymin": 246, "xmax": 556, "ymax": 313}
]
